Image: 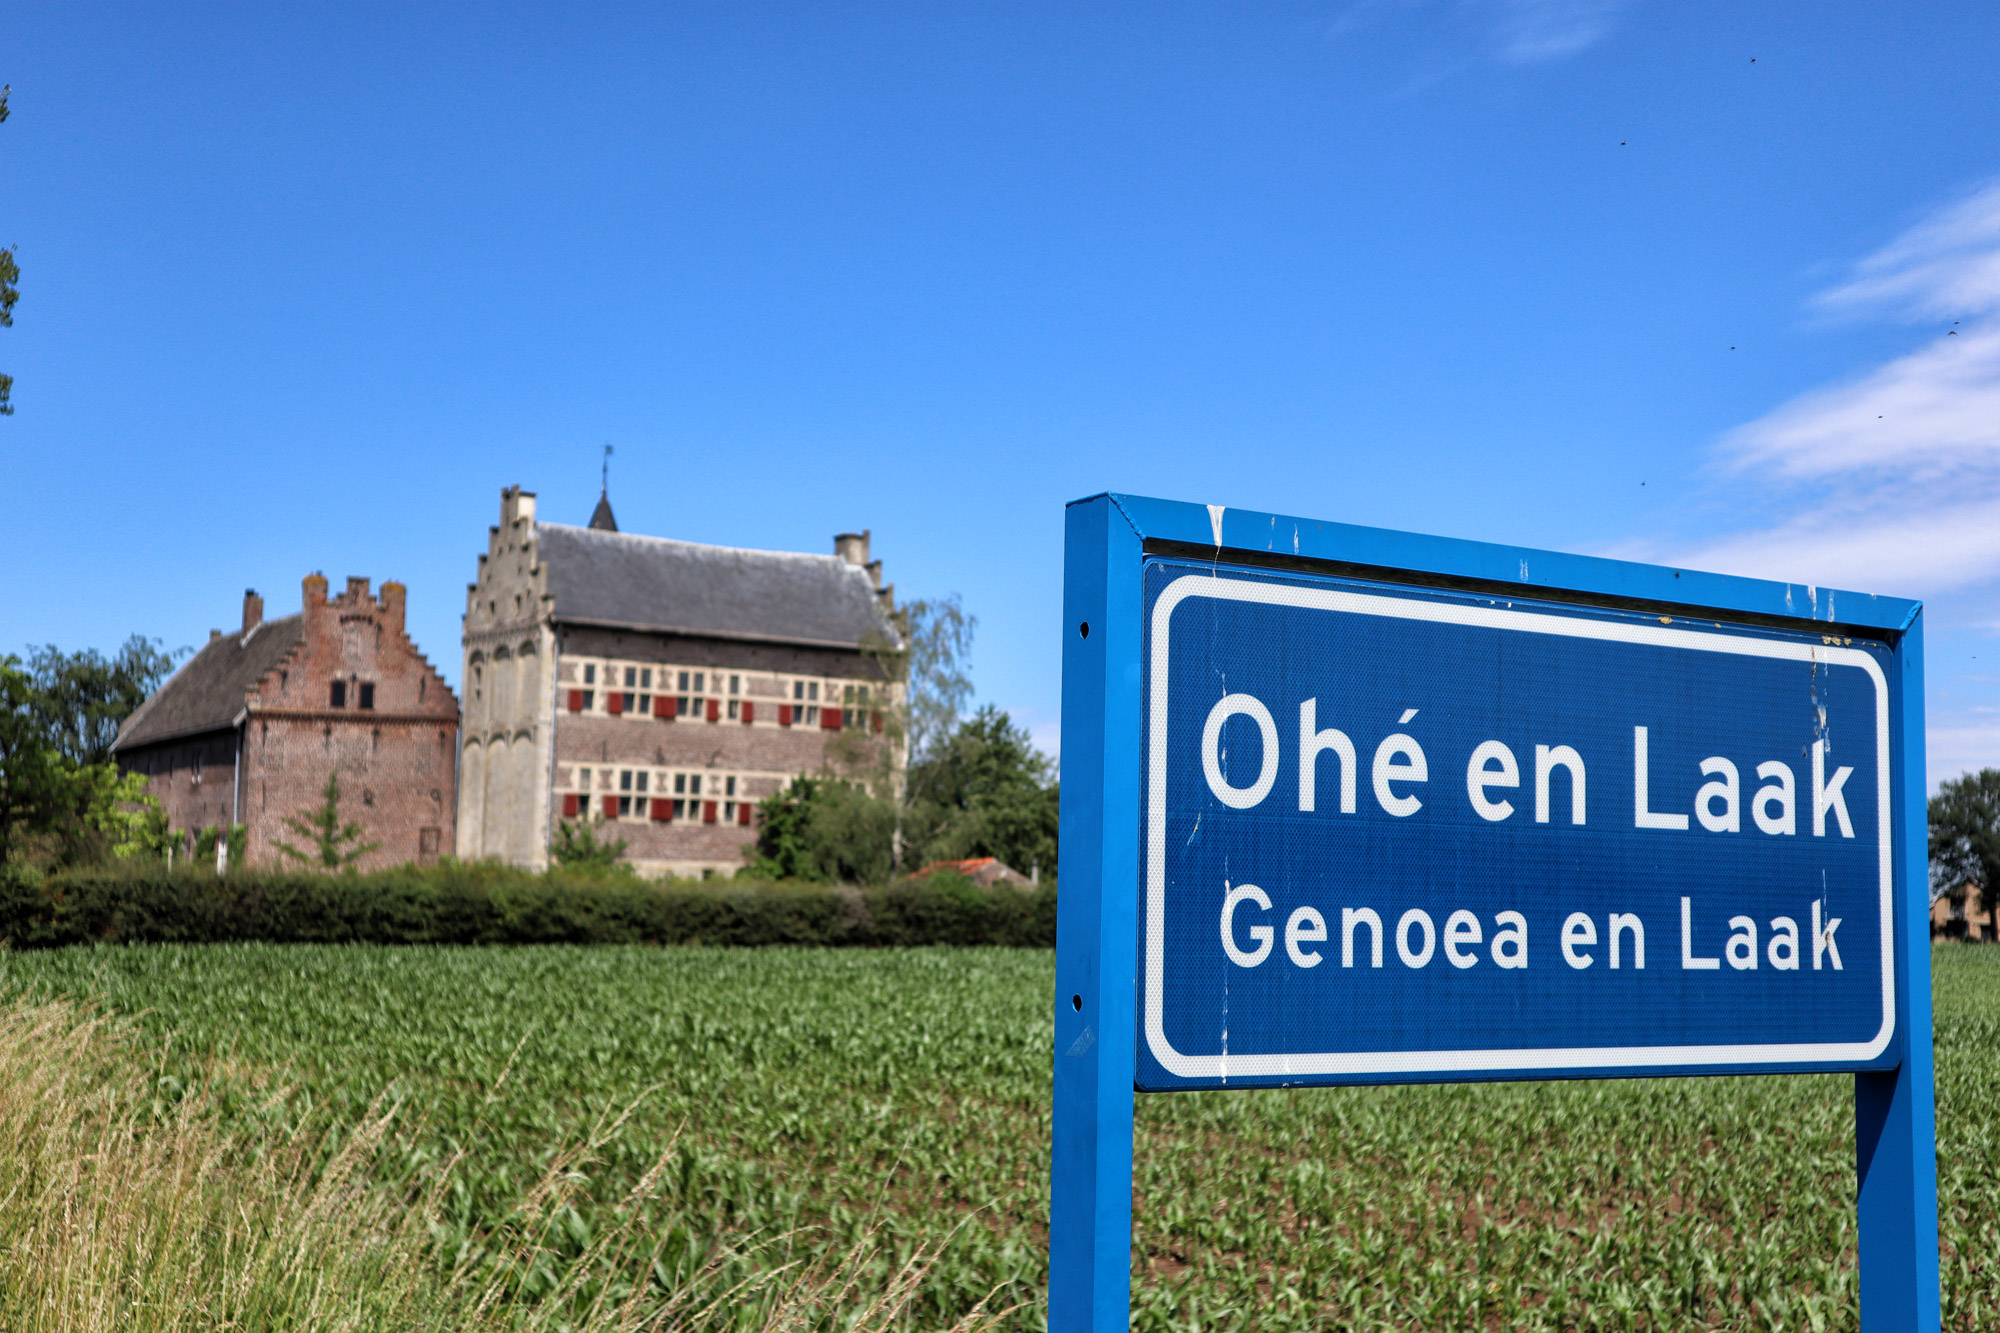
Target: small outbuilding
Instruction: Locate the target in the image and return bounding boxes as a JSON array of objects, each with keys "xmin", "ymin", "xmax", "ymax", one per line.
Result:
[{"xmin": 912, "ymin": 856, "xmax": 1036, "ymax": 890}]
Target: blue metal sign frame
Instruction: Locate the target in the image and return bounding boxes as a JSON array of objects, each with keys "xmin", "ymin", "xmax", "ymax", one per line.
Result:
[{"xmin": 1050, "ymin": 493, "xmax": 1939, "ymax": 1331}]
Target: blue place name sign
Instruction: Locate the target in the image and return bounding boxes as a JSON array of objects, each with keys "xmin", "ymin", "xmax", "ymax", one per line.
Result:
[{"xmin": 1139, "ymin": 558, "xmax": 1898, "ymax": 1089}]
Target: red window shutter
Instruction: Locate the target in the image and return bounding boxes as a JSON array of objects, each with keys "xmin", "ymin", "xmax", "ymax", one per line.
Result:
[
  {"xmin": 562, "ymin": 793, "xmax": 580, "ymax": 817},
  {"xmin": 779, "ymin": 704, "xmax": 792, "ymax": 727},
  {"xmin": 742, "ymin": 700, "xmax": 755, "ymax": 725},
  {"xmin": 606, "ymin": 692, "xmax": 624, "ymax": 716},
  {"xmin": 871, "ymin": 711, "xmax": 883, "ymax": 733},
  {"xmin": 651, "ymin": 798, "xmax": 671, "ymax": 822},
  {"xmin": 822, "ymin": 708, "xmax": 842, "ymax": 731},
  {"xmin": 567, "ymin": 689, "xmax": 584, "ymax": 713},
  {"xmin": 738, "ymin": 801, "xmax": 751, "ymax": 826},
  {"xmin": 654, "ymin": 694, "xmax": 673, "ymax": 720},
  {"xmin": 706, "ymin": 698, "xmax": 720, "ymax": 723},
  {"xmin": 703, "ymin": 800, "xmax": 718, "ymax": 824}
]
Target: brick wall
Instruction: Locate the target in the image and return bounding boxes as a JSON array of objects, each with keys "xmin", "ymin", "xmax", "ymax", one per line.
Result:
[
  {"xmin": 120, "ymin": 731, "xmax": 241, "ymax": 839},
  {"xmin": 235, "ymin": 574, "xmax": 458, "ymax": 869},
  {"xmin": 243, "ymin": 712, "xmax": 456, "ymax": 868},
  {"xmin": 550, "ymin": 646, "xmax": 898, "ymax": 876}
]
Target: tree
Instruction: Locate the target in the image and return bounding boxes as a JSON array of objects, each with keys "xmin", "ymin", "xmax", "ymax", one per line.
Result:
[
  {"xmin": 550, "ymin": 815, "xmax": 629, "ymax": 873},
  {"xmin": 838, "ymin": 596, "xmax": 976, "ymax": 869},
  {"xmin": 273, "ymin": 771, "xmax": 379, "ymax": 869},
  {"xmin": 67, "ymin": 762, "xmax": 174, "ymax": 862},
  {"xmin": 1930, "ymin": 769, "xmax": 2000, "ymax": 906},
  {"xmin": 28, "ymin": 636, "xmax": 181, "ymax": 766},
  {"xmin": 1, "ymin": 84, "xmax": 16, "ymax": 416},
  {"xmin": 896, "ymin": 596, "xmax": 976, "ymax": 771},
  {"xmin": 905, "ymin": 706, "xmax": 1058, "ymax": 878},
  {"xmin": 2, "ymin": 650, "xmax": 172, "ymax": 866},
  {"xmin": 0, "ymin": 655, "xmax": 52, "ymax": 859},
  {"xmin": 746, "ymin": 775, "xmax": 897, "ymax": 884}
]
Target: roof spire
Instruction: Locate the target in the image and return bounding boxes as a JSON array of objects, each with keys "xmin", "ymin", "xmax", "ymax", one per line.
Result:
[{"xmin": 590, "ymin": 443, "xmax": 618, "ymax": 531}]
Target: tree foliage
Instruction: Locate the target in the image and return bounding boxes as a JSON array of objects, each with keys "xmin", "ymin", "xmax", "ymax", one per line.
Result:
[
  {"xmin": 2, "ymin": 648, "xmax": 173, "ymax": 867},
  {"xmin": 896, "ymin": 596, "xmax": 976, "ymax": 770},
  {"xmin": 193, "ymin": 822, "xmax": 248, "ymax": 869},
  {"xmin": 905, "ymin": 705, "xmax": 1058, "ymax": 878},
  {"xmin": 1930, "ymin": 768, "xmax": 2000, "ymax": 905},
  {"xmin": 1, "ymin": 84, "xmax": 15, "ymax": 416},
  {"xmin": 836, "ymin": 597, "xmax": 974, "ymax": 779},
  {"xmin": 26, "ymin": 636, "xmax": 180, "ymax": 766},
  {"xmin": 747, "ymin": 775, "xmax": 898, "ymax": 884},
  {"xmin": 752, "ymin": 709, "xmax": 1057, "ymax": 885},
  {"xmin": 549, "ymin": 816, "xmax": 630, "ymax": 873},
  {"xmin": 750, "ymin": 592, "xmax": 1057, "ymax": 884},
  {"xmin": 272, "ymin": 771, "xmax": 379, "ymax": 870}
]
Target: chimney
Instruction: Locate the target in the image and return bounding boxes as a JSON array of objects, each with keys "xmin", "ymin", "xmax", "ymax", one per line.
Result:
[
  {"xmin": 242, "ymin": 588, "xmax": 264, "ymax": 633},
  {"xmin": 379, "ymin": 580, "xmax": 407, "ymax": 633},
  {"xmin": 501, "ymin": 484, "xmax": 537, "ymax": 527},
  {"xmin": 345, "ymin": 576, "xmax": 371, "ymax": 603},
  {"xmin": 302, "ymin": 572, "xmax": 329, "ymax": 621},
  {"xmin": 834, "ymin": 530, "xmax": 870, "ymax": 568}
]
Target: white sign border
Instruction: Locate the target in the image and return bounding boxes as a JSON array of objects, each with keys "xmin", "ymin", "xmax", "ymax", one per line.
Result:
[{"xmin": 1143, "ymin": 571, "xmax": 1897, "ymax": 1082}]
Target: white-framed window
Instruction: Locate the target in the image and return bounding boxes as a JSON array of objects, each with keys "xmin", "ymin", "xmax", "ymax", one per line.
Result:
[{"xmin": 616, "ymin": 768, "xmax": 650, "ymax": 816}]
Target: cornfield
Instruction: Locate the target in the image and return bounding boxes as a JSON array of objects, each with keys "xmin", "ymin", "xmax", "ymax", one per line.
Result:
[{"xmin": 0, "ymin": 941, "xmax": 1993, "ymax": 1329}]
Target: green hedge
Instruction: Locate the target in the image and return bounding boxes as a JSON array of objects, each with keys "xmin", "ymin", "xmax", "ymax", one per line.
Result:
[{"xmin": 0, "ymin": 863, "xmax": 1057, "ymax": 950}]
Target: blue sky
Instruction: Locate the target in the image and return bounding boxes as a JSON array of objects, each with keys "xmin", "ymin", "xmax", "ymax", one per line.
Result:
[{"xmin": 6, "ymin": 2, "xmax": 2000, "ymax": 783}]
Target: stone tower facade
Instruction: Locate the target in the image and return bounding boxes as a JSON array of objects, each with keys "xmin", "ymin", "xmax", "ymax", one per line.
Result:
[
  {"xmin": 458, "ymin": 487, "xmax": 561, "ymax": 867},
  {"xmin": 458, "ymin": 485, "xmax": 900, "ymax": 876}
]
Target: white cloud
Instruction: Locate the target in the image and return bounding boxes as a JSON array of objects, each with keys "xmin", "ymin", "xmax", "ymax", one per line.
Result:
[
  {"xmin": 1676, "ymin": 493, "xmax": 2000, "ymax": 596},
  {"xmin": 1490, "ymin": 0, "xmax": 1630, "ymax": 64},
  {"xmin": 1817, "ymin": 179, "xmax": 2000, "ymax": 320},
  {"xmin": 1677, "ymin": 178, "xmax": 2000, "ymax": 595},
  {"xmin": 1925, "ymin": 717, "xmax": 2000, "ymax": 789},
  {"xmin": 1722, "ymin": 325, "xmax": 2000, "ymax": 483},
  {"xmin": 1657, "ymin": 178, "xmax": 2000, "ymax": 786},
  {"xmin": 1329, "ymin": 0, "xmax": 1632, "ymax": 66}
]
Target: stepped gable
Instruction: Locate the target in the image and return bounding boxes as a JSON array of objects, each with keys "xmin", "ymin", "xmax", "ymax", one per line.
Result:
[
  {"xmin": 113, "ymin": 614, "xmax": 305, "ymax": 751},
  {"xmin": 534, "ymin": 522, "xmax": 897, "ymax": 649}
]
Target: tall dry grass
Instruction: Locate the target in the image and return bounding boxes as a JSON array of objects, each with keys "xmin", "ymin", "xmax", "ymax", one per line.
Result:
[
  {"xmin": 0, "ymin": 998, "xmax": 1006, "ymax": 1332},
  {"xmin": 0, "ymin": 998, "xmax": 429, "ymax": 1329}
]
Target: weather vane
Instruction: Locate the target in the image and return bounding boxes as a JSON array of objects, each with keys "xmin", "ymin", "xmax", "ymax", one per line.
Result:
[{"xmin": 601, "ymin": 442, "xmax": 613, "ymax": 495}]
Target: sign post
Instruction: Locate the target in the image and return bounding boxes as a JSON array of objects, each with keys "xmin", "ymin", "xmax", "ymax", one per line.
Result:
[{"xmin": 1051, "ymin": 493, "xmax": 1938, "ymax": 1331}]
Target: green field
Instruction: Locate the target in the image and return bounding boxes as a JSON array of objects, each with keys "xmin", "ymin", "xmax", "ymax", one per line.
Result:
[{"xmin": 2, "ymin": 942, "xmax": 1996, "ymax": 1330}]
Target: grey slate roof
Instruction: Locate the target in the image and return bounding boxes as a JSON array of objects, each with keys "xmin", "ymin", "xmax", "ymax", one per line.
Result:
[
  {"xmin": 535, "ymin": 523, "xmax": 896, "ymax": 649},
  {"xmin": 112, "ymin": 614, "xmax": 304, "ymax": 752}
]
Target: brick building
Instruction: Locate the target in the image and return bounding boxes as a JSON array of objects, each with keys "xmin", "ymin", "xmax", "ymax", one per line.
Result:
[
  {"xmin": 112, "ymin": 575, "xmax": 460, "ymax": 869},
  {"xmin": 458, "ymin": 486, "xmax": 900, "ymax": 876},
  {"xmin": 1932, "ymin": 882, "xmax": 1993, "ymax": 942}
]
